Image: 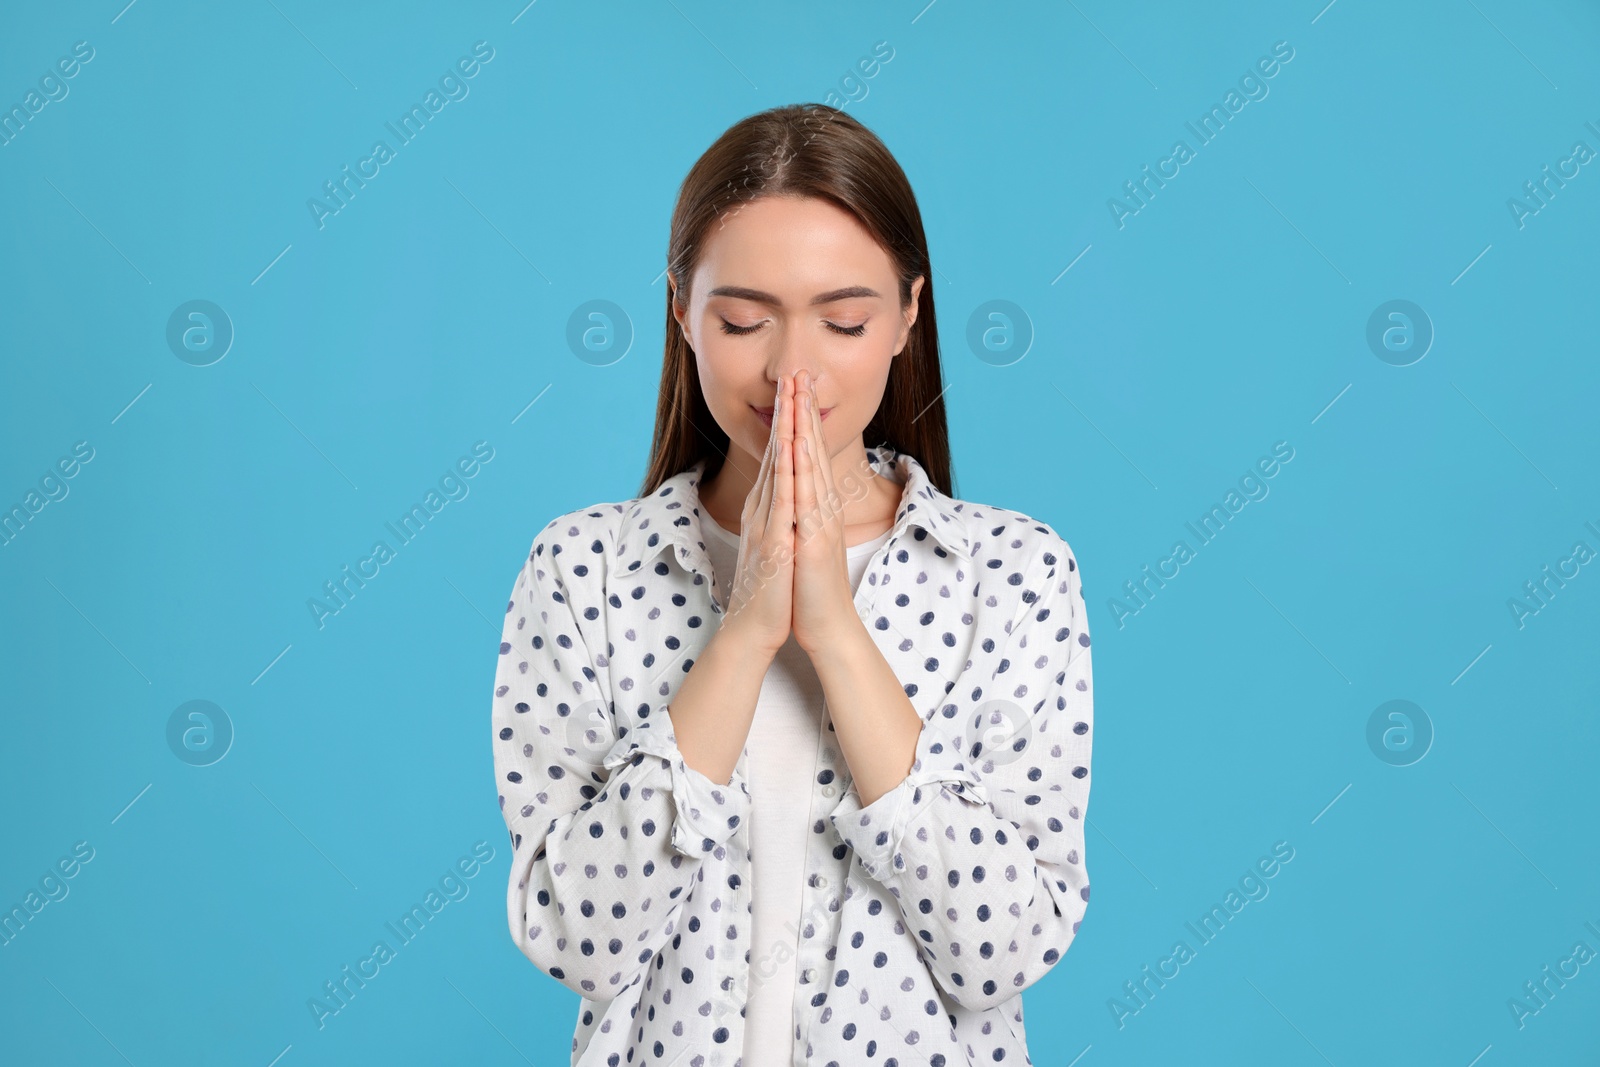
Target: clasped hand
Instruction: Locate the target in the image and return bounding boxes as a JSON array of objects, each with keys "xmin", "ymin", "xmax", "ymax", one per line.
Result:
[{"xmin": 722, "ymin": 371, "xmax": 867, "ymax": 658}]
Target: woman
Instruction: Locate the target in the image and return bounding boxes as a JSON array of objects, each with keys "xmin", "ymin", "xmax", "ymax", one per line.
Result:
[{"xmin": 492, "ymin": 103, "xmax": 1093, "ymax": 1067}]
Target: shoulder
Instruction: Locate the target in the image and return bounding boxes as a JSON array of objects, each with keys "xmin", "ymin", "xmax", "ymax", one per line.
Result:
[
  {"xmin": 941, "ymin": 499, "xmax": 1088, "ymax": 662},
  {"xmin": 521, "ymin": 500, "xmax": 634, "ymax": 594},
  {"xmin": 529, "ymin": 500, "xmax": 629, "ymax": 556},
  {"xmin": 944, "ymin": 496, "xmax": 1081, "ymax": 588}
]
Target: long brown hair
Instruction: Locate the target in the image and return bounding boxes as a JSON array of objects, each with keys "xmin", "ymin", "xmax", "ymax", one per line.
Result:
[{"xmin": 637, "ymin": 103, "xmax": 955, "ymax": 499}]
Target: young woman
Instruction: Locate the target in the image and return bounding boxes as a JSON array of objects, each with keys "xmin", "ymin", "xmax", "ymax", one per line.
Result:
[{"xmin": 492, "ymin": 103, "xmax": 1093, "ymax": 1067}]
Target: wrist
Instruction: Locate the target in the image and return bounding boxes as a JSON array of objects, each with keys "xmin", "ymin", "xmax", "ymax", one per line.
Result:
[
  {"xmin": 798, "ymin": 609, "xmax": 870, "ymax": 661},
  {"xmin": 713, "ymin": 614, "xmax": 784, "ymax": 663}
]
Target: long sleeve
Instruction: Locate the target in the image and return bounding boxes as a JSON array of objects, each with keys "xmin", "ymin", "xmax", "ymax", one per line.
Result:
[
  {"xmin": 827, "ymin": 536, "xmax": 1092, "ymax": 1013},
  {"xmin": 492, "ymin": 525, "xmax": 752, "ymax": 1001}
]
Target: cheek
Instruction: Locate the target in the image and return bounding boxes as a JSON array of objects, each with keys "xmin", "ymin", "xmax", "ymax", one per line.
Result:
[
  {"xmin": 833, "ymin": 346, "xmax": 895, "ymax": 407},
  {"xmin": 694, "ymin": 344, "xmax": 765, "ymax": 438},
  {"xmin": 694, "ymin": 343, "xmax": 740, "ymax": 398}
]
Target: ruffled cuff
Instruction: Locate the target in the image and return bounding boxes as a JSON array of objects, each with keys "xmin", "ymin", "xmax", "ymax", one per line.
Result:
[
  {"xmin": 602, "ymin": 716, "xmax": 750, "ymax": 859},
  {"xmin": 827, "ymin": 716, "xmax": 990, "ymax": 880}
]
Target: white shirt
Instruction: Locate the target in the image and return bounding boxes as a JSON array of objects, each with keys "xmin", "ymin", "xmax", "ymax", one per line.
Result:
[
  {"xmin": 698, "ymin": 508, "xmax": 892, "ymax": 1065},
  {"xmin": 492, "ymin": 444, "xmax": 1094, "ymax": 1067}
]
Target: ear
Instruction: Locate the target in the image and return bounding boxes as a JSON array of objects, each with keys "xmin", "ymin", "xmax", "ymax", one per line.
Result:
[
  {"xmin": 668, "ymin": 275, "xmax": 692, "ymax": 350},
  {"xmin": 895, "ymin": 275, "xmax": 925, "ymax": 355}
]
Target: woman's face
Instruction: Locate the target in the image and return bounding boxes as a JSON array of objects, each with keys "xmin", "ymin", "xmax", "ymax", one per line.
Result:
[{"xmin": 671, "ymin": 195, "xmax": 924, "ymax": 470}]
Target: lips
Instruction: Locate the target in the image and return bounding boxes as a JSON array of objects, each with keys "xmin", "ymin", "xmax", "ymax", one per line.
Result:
[{"xmin": 752, "ymin": 405, "xmax": 831, "ymax": 427}]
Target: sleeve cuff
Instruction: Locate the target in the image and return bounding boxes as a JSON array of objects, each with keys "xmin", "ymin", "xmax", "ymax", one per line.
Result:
[
  {"xmin": 827, "ymin": 716, "xmax": 990, "ymax": 880},
  {"xmin": 602, "ymin": 717, "xmax": 750, "ymax": 859}
]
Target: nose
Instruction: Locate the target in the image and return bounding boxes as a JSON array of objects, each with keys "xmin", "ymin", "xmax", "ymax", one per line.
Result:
[{"xmin": 766, "ymin": 333, "xmax": 820, "ymax": 395}]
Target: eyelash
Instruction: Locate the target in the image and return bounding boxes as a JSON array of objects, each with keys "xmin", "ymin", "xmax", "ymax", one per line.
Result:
[{"xmin": 718, "ymin": 318, "xmax": 866, "ymax": 338}]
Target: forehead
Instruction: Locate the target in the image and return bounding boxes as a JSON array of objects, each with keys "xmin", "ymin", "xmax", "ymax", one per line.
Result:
[{"xmin": 693, "ymin": 195, "xmax": 895, "ymax": 293}]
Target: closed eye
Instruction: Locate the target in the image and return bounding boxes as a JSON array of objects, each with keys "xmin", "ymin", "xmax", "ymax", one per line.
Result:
[{"xmin": 717, "ymin": 318, "xmax": 866, "ymax": 337}]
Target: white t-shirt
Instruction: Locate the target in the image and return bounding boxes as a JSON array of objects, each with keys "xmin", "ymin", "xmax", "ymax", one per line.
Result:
[{"xmin": 700, "ymin": 510, "xmax": 893, "ymax": 1066}]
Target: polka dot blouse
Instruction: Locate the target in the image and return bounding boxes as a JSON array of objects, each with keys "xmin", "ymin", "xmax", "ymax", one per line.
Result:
[{"xmin": 492, "ymin": 444, "xmax": 1093, "ymax": 1067}]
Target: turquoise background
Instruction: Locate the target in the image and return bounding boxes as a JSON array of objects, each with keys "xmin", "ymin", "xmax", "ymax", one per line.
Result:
[{"xmin": 3, "ymin": 0, "xmax": 1598, "ymax": 1063}]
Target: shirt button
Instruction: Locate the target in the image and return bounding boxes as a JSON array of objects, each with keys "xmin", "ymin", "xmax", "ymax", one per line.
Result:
[
  {"xmin": 816, "ymin": 875, "xmax": 828, "ymax": 888},
  {"xmin": 802, "ymin": 968, "xmax": 815, "ymax": 982},
  {"xmin": 822, "ymin": 784, "xmax": 836, "ymax": 797}
]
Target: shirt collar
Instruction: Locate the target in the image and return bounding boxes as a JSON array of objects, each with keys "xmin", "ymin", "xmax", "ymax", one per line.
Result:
[{"xmin": 612, "ymin": 443, "xmax": 971, "ymax": 574}]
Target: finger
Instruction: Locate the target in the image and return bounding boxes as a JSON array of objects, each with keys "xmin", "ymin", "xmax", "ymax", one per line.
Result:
[
  {"xmin": 795, "ymin": 372, "xmax": 830, "ymax": 524},
  {"xmin": 750, "ymin": 376, "xmax": 782, "ymax": 533},
  {"xmin": 794, "ymin": 384, "xmax": 817, "ymax": 533},
  {"xmin": 803, "ymin": 373, "xmax": 838, "ymax": 521},
  {"xmin": 738, "ymin": 449, "xmax": 766, "ymax": 548},
  {"xmin": 772, "ymin": 438, "xmax": 794, "ymax": 554},
  {"xmin": 772, "ymin": 375, "xmax": 794, "ymax": 540},
  {"xmin": 744, "ymin": 448, "xmax": 770, "ymax": 540}
]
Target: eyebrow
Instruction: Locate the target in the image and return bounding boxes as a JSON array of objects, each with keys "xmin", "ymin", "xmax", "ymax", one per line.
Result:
[{"xmin": 706, "ymin": 284, "xmax": 881, "ymax": 307}]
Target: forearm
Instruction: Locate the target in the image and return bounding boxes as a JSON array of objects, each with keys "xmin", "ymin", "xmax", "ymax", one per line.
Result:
[
  {"xmin": 821, "ymin": 553, "xmax": 1096, "ymax": 1013},
  {"xmin": 851, "ymin": 781, "xmax": 1088, "ymax": 1012},
  {"xmin": 667, "ymin": 621, "xmax": 776, "ymax": 786},
  {"xmin": 495, "ymin": 533, "xmax": 762, "ymax": 997},
  {"xmin": 508, "ymin": 754, "xmax": 699, "ymax": 998},
  {"xmin": 806, "ymin": 618, "xmax": 922, "ymax": 808}
]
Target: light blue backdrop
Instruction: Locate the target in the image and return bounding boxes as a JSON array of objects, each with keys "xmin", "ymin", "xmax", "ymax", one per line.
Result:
[{"xmin": 2, "ymin": 1, "xmax": 1597, "ymax": 1064}]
